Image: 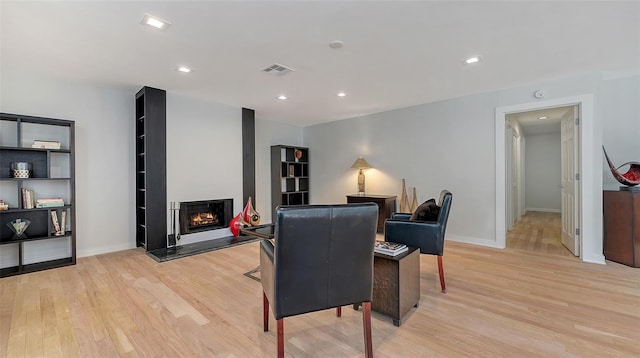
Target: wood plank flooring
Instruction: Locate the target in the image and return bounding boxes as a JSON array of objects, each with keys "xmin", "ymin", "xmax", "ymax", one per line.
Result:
[
  {"xmin": 506, "ymin": 211, "xmax": 575, "ymax": 258},
  {"xmin": 1, "ymin": 226, "xmax": 639, "ymax": 357}
]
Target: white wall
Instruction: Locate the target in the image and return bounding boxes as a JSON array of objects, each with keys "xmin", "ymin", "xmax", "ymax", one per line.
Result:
[
  {"xmin": 303, "ymin": 73, "xmax": 639, "ymax": 262},
  {"xmin": 0, "ymin": 71, "xmax": 303, "ymax": 255},
  {"xmin": 0, "ymin": 69, "xmax": 135, "ymax": 258},
  {"xmin": 524, "ymin": 132, "xmax": 561, "ymax": 212},
  {"xmin": 601, "ymin": 75, "xmax": 640, "ymax": 187},
  {"xmin": 165, "ymin": 93, "xmax": 243, "ymax": 244}
]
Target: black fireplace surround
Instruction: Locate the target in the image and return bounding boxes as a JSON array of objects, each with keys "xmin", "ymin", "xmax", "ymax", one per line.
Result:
[{"xmin": 179, "ymin": 199, "xmax": 233, "ymax": 235}]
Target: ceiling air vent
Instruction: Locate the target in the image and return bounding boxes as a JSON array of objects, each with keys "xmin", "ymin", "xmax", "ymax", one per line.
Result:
[{"xmin": 262, "ymin": 63, "xmax": 295, "ymax": 76}]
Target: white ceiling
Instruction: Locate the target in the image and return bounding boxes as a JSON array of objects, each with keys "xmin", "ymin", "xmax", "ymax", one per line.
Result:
[{"xmin": 1, "ymin": 1, "xmax": 639, "ymax": 127}]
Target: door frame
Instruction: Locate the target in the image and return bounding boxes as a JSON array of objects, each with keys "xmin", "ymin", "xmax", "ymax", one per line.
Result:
[{"xmin": 495, "ymin": 94, "xmax": 604, "ymax": 263}]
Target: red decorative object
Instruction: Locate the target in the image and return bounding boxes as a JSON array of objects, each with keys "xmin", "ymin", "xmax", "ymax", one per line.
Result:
[
  {"xmin": 603, "ymin": 146, "xmax": 640, "ymax": 187},
  {"xmin": 229, "ymin": 212, "xmax": 249, "ymax": 237},
  {"xmin": 243, "ymin": 196, "xmax": 261, "ymax": 226}
]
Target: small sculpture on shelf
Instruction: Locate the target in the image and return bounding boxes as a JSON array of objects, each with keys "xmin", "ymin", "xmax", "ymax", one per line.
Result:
[
  {"xmin": 229, "ymin": 212, "xmax": 249, "ymax": 237},
  {"xmin": 243, "ymin": 196, "xmax": 261, "ymax": 226},
  {"xmin": 7, "ymin": 219, "xmax": 30, "ymax": 239},
  {"xmin": 603, "ymin": 146, "xmax": 640, "ymax": 188}
]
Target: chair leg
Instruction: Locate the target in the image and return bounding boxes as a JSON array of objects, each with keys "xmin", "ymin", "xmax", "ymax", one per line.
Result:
[
  {"xmin": 263, "ymin": 292, "xmax": 269, "ymax": 331},
  {"xmin": 336, "ymin": 306, "xmax": 342, "ymax": 317},
  {"xmin": 437, "ymin": 256, "xmax": 446, "ymax": 293},
  {"xmin": 277, "ymin": 319, "xmax": 284, "ymax": 358},
  {"xmin": 362, "ymin": 302, "xmax": 373, "ymax": 358}
]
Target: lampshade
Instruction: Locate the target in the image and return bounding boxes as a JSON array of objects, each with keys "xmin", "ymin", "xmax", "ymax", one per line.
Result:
[{"xmin": 351, "ymin": 157, "xmax": 371, "ymax": 169}]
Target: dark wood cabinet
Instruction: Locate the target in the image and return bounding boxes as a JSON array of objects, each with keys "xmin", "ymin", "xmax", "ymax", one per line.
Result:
[
  {"xmin": 603, "ymin": 188, "xmax": 640, "ymax": 267},
  {"xmin": 270, "ymin": 145, "xmax": 309, "ymax": 221},
  {"xmin": 0, "ymin": 113, "xmax": 76, "ymax": 277},
  {"xmin": 135, "ymin": 87, "xmax": 167, "ymax": 252},
  {"xmin": 346, "ymin": 194, "xmax": 397, "ymax": 232}
]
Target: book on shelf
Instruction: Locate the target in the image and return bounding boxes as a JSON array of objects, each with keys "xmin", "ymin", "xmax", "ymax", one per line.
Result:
[
  {"xmin": 374, "ymin": 240, "xmax": 408, "ymax": 256},
  {"xmin": 21, "ymin": 188, "xmax": 35, "ymax": 209},
  {"xmin": 36, "ymin": 198, "xmax": 65, "ymax": 208},
  {"xmin": 32, "ymin": 140, "xmax": 61, "ymax": 149}
]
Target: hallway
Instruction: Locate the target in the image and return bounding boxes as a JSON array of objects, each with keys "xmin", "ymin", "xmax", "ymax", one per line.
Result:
[{"xmin": 506, "ymin": 211, "xmax": 576, "ymax": 259}]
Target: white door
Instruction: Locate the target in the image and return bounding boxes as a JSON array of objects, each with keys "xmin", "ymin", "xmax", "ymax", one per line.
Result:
[
  {"xmin": 512, "ymin": 134, "xmax": 519, "ymax": 225},
  {"xmin": 506, "ymin": 125, "xmax": 514, "ymax": 230},
  {"xmin": 560, "ymin": 106, "xmax": 579, "ymax": 256}
]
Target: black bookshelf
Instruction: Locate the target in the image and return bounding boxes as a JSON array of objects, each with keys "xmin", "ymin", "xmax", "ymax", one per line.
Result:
[
  {"xmin": 135, "ymin": 87, "xmax": 167, "ymax": 251},
  {"xmin": 270, "ymin": 145, "xmax": 309, "ymax": 221},
  {"xmin": 0, "ymin": 113, "xmax": 76, "ymax": 277}
]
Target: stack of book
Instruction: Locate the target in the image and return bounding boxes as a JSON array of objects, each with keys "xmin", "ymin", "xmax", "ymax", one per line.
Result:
[
  {"xmin": 21, "ymin": 188, "xmax": 35, "ymax": 209},
  {"xmin": 374, "ymin": 240, "xmax": 408, "ymax": 256},
  {"xmin": 36, "ymin": 198, "xmax": 65, "ymax": 208},
  {"xmin": 31, "ymin": 140, "xmax": 61, "ymax": 150}
]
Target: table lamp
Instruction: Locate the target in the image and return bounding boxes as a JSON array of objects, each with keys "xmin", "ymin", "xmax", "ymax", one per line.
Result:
[{"xmin": 351, "ymin": 157, "xmax": 371, "ymax": 196}]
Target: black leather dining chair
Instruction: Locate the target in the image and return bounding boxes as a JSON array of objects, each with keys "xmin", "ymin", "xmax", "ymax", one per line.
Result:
[{"xmin": 260, "ymin": 203, "xmax": 378, "ymax": 358}]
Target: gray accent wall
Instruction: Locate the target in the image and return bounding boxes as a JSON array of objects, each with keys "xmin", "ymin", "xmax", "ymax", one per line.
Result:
[
  {"xmin": 303, "ymin": 73, "xmax": 639, "ymax": 262},
  {"xmin": 524, "ymin": 132, "xmax": 561, "ymax": 212}
]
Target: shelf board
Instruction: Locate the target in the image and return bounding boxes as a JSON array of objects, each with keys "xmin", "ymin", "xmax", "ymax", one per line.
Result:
[
  {"xmin": 0, "ymin": 205, "xmax": 71, "ymax": 214},
  {"xmin": 0, "ymin": 146, "xmax": 71, "ymax": 153},
  {"xmin": 0, "ymin": 177, "xmax": 71, "ymax": 181},
  {"xmin": 0, "ymin": 257, "xmax": 74, "ymax": 278},
  {"xmin": 0, "ymin": 231, "xmax": 72, "ymax": 245}
]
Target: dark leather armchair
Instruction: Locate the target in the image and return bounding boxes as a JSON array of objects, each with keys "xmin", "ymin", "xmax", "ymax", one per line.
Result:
[
  {"xmin": 384, "ymin": 190, "xmax": 452, "ymax": 293},
  {"xmin": 260, "ymin": 203, "xmax": 378, "ymax": 358}
]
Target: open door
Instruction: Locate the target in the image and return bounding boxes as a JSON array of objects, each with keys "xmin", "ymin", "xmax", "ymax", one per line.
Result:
[{"xmin": 560, "ymin": 106, "xmax": 579, "ymax": 256}]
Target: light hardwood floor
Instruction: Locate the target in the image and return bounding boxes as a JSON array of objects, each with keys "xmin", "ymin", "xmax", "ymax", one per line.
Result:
[
  {"xmin": 1, "ymin": 230, "xmax": 639, "ymax": 357},
  {"xmin": 506, "ymin": 211, "xmax": 575, "ymax": 258}
]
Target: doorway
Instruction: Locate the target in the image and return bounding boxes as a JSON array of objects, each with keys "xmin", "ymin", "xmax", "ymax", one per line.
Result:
[
  {"xmin": 505, "ymin": 105, "xmax": 577, "ymax": 257},
  {"xmin": 494, "ymin": 94, "xmax": 602, "ymax": 263}
]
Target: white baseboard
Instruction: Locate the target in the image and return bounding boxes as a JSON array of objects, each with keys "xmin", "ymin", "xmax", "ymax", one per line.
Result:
[
  {"xmin": 526, "ymin": 207, "xmax": 561, "ymax": 213},
  {"xmin": 446, "ymin": 234, "xmax": 505, "ymax": 249},
  {"xmin": 77, "ymin": 242, "xmax": 137, "ymax": 258},
  {"xmin": 582, "ymin": 253, "xmax": 606, "ymax": 265}
]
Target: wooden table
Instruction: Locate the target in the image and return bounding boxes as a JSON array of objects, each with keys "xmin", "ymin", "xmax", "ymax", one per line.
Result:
[
  {"xmin": 346, "ymin": 194, "xmax": 397, "ymax": 232},
  {"xmin": 355, "ymin": 246, "xmax": 420, "ymax": 326}
]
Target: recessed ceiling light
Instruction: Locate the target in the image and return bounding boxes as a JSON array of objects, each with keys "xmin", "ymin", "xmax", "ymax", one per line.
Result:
[
  {"xmin": 177, "ymin": 66, "xmax": 192, "ymax": 73},
  {"xmin": 337, "ymin": 92, "xmax": 347, "ymax": 97},
  {"xmin": 141, "ymin": 14, "xmax": 171, "ymax": 30},
  {"xmin": 329, "ymin": 40, "xmax": 344, "ymax": 49},
  {"xmin": 465, "ymin": 56, "xmax": 481, "ymax": 64},
  {"xmin": 538, "ymin": 116, "xmax": 548, "ymax": 120},
  {"xmin": 277, "ymin": 95, "xmax": 288, "ymax": 100}
]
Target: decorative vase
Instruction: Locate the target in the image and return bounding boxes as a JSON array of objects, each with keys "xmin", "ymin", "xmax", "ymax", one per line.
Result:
[
  {"xmin": 400, "ymin": 179, "xmax": 410, "ymax": 213},
  {"xmin": 243, "ymin": 196, "xmax": 261, "ymax": 226},
  {"xmin": 229, "ymin": 212, "xmax": 249, "ymax": 237},
  {"xmin": 410, "ymin": 187, "xmax": 418, "ymax": 213}
]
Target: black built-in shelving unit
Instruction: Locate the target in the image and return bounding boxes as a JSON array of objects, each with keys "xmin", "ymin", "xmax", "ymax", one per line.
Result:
[
  {"xmin": 0, "ymin": 113, "xmax": 76, "ymax": 277},
  {"xmin": 135, "ymin": 87, "xmax": 167, "ymax": 251}
]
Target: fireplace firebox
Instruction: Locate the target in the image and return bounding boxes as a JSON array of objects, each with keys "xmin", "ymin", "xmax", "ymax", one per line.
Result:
[{"xmin": 179, "ymin": 199, "xmax": 233, "ymax": 235}]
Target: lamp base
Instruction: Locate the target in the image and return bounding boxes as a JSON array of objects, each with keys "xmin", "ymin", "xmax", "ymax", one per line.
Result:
[{"xmin": 357, "ymin": 191, "xmax": 365, "ymax": 196}]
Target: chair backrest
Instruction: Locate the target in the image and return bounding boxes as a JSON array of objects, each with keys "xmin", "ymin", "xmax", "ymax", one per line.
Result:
[
  {"xmin": 273, "ymin": 203, "xmax": 378, "ymax": 319},
  {"xmin": 437, "ymin": 190, "xmax": 453, "ymax": 238}
]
